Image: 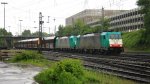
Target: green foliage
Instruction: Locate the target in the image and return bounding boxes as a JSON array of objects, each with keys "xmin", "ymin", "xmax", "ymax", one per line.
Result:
[
  {"xmin": 11, "ymin": 50, "xmax": 44, "ymax": 62},
  {"xmin": 18, "ymin": 59, "xmax": 52, "ymax": 67},
  {"xmin": 0, "ymin": 28, "xmax": 13, "ymax": 47},
  {"xmin": 34, "ymin": 68, "xmax": 55, "ymax": 84},
  {"xmin": 57, "ymin": 20, "xmax": 93, "ymax": 36},
  {"xmin": 0, "ymin": 28, "xmax": 12, "ymax": 36},
  {"xmin": 85, "ymin": 70, "xmax": 136, "ymax": 84},
  {"xmin": 31, "ymin": 31, "xmax": 49, "ymax": 37},
  {"xmin": 42, "ymin": 32, "xmax": 50, "ymax": 37},
  {"xmin": 31, "ymin": 31, "xmax": 39, "ymax": 37},
  {"xmin": 102, "ymin": 18, "xmax": 110, "ymax": 31},
  {"xmin": 137, "ymin": 0, "xmax": 150, "ymax": 14},
  {"xmin": 34, "ymin": 59, "xmax": 136, "ymax": 84},
  {"xmin": 92, "ymin": 26, "xmax": 103, "ymax": 33},
  {"xmin": 34, "ymin": 59, "xmax": 85, "ymax": 84},
  {"xmin": 137, "ymin": 0, "xmax": 150, "ymax": 37},
  {"xmin": 8, "ymin": 50, "xmax": 52, "ymax": 67},
  {"xmin": 57, "ymin": 25, "xmax": 65, "ymax": 36},
  {"xmin": 122, "ymin": 30, "xmax": 150, "ymax": 50},
  {"xmin": 57, "ymin": 71, "xmax": 82, "ymax": 84},
  {"xmin": 21, "ymin": 30, "xmax": 31, "ymax": 37},
  {"xmin": 57, "ymin": 18, "xmax": 110, "ymax": 36}
]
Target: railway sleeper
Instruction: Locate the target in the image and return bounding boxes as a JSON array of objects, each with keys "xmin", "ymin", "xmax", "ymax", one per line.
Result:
[{"xmin": 84, "ymin": 63, "xmax": 150, "ymax": 83}]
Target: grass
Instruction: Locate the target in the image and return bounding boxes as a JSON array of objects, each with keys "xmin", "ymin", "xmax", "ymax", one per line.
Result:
[
  {"xmin": 34, "ymin": 59, "xmax": 137, "ymax": 84},
  {"xmin": 124, "ymin": 48, "xmax": 150, "ymax": 52},
  {"xmin": 122, "ymin": 30, "xmax": 150, "ymax": 52},
  {"xmin": 7, "ymin": 50, "xmax": 53, "ymax": 67},
  {"xmin": 0, "ymin": 49, "xmax": 24, "ymax": 53},
  {"xmin": 7, "ymin": 50, "xmax": 137, "ymax": 84},
  {"xmin": 85, "ymin": 69, "xmax": 136, "ymax": 84},
  {"xmin": 18, "ymin": 59, "xmax": 53, "ymax": 67}
]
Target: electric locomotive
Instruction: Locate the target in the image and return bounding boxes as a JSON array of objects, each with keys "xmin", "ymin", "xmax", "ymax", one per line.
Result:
[
  {"xmin": 55, "ymin": 32, "xmax": 123, "ymax": 54},
  {"xmin": 15, "ymin": 32, "xmax": 123, "ymax": 54}
]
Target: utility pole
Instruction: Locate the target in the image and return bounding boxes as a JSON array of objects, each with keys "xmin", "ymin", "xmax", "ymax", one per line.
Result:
[
  {"xmin": 49, "ymin": 27, "xmax": 50, "ymax": 35},
  {"xmin": 39, "ymin": 12, "xmax": 44, "ymax": 38},
  {"xmin": 102, "ymin": 7, "xmax": 104, "ymax": 32},
  {"xmin": 38, "ymin": 12, "xmax": 44, "ymax": 53},
  {"xmin": 19, "ymin": 20, "xmax": 23, "ymax": 35},
  {"xmin": 1, "ymin": 2, "xmax": 8, "ymax": 29},
  {"xmin": 53, "ymin": 18, "xmax": 56, "ymax": 35},
  {"xmin": 47, "ymin": 16, "xmax": 50, "ymax": 23}
]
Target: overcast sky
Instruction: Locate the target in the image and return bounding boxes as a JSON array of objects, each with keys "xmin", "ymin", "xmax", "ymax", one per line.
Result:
[{"xmin": 0, "ymin": 0, "xmax": 138, "ymax": 35}]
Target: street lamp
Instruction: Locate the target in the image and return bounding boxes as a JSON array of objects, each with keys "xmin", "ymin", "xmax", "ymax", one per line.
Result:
[
  {"xmin": 8, "ymin": 26, "xmax": 10, "ymax": 32},
  {"xmin": 19, "ymin": 20, "xmax": 23, "ymax": 35},
  {"xmin": 47, "ymin": 16, "xmax": 51, "ymax": 35},
  {"xmin": 1, "ymin": 2, "xmax": 8, "ymax": 29},
  {"xmin": 33, "ymin": 21, "xmax": 38, "ymax": 29}
]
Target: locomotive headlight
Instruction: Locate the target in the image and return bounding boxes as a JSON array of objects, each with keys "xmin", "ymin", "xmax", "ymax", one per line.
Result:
[
  {"xmin": 110, "ymin": 44, "xmax": 113, "ymax": 47},
  {"xmin": 120, "ymin": 44, "xmax": 122, "ymax": 47}
]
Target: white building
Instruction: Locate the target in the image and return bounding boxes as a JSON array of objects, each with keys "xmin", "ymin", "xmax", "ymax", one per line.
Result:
[{"xmin": 66, "ymin": 9, "xmax": 126, "ymax": 26}]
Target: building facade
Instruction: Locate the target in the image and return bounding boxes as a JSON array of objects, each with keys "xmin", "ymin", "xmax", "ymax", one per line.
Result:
[
  {"xmin": 66, "ymin": 9, "xmax": 126, "ymax": 26},
  {"xmin": 109, "ymin": 8, "xmax": 144, "ymax": 32}
]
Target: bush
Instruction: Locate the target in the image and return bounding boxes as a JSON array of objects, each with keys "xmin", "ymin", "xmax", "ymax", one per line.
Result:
[
  {"xmin": 34, "ymin": 59, "xmax": 85, "ymax": 84},
  {"xmin": 11, "ymin": 50, "xmax": 44, "ymax": 62},
  {"xmin": 34, "ymin": 59, "xmax": 136, "ymax": 84}
]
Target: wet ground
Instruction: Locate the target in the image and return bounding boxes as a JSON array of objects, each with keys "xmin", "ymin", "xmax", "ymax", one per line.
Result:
[{"xmin": 0, "ymin": 62, "xmax": 41, "ymax": 84}]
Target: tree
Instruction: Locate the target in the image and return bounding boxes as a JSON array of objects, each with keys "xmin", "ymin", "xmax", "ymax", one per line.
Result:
[
  {"xmin": 0, "ymin": 28, "xmax": 13, "ymax": 48},
  {"xmin": 74, "ymin": 19, "xmax": 86, "ymax": 35},
  {"xmin": 92, "ymin": 26, "xmax": 103, "ymax": 33},
  {"xmin": 57, "ymin": 19, "xmax": 93, "ymax": 36},
  {"xmin": 42, "ymin": 32, "xmax": 49, "ymax": 37},
  {"xmin": 92, "ymin": 18, "xmax": 110, "ymax": 33},
  {"xmin": 57, "ymin": 25, "xmax": 65, "ymax": 36},
  {"xmin": 137, "ymin": 0, "xmax": 150, "ymax": 33},
  {"xmin": 21, "ymin": 30, "xmax": 31, "ymax": 37},
  {"xmin": 31, "ymin": 31, "xmax": 49, "ymax": 37},
  {"xmin": 137, "ymin": 0, "xmax": 150, "ymax": 45},
  {"xmin": 0, "ymin": 28, "xmax": 12, "ymax": 36},
  {"xmin": 31, "ymin": 31, "xmax": 39, "ymax": 37},
  {"xmin": 103, "ymin": 18, "xmax": 110, "ymax": 31}
]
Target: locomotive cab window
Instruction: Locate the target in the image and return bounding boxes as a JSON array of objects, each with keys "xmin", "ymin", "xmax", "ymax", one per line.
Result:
[
  {"xmin": 110, "ymin": 34, "xmax": 121, "ymax": 39},
  {"xmin": 103, "ymin": 36, "xmax": 106, "ymax": 39}
]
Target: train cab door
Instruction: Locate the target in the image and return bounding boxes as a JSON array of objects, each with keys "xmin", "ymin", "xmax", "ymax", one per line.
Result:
[{"xmin": 100, "ymin": 32, "xmax": 109, "ymax": 50}]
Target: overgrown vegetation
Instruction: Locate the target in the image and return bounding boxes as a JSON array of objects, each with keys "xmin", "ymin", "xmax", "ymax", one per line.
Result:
[
  {"xmin": 122, "ymin": 30, "xmax": 150, "ymax": 51},
  {"xmin": 21, "ymin": 30, "xmax": 50, "ymax": 37},
  {"xmin": 7, "ymin": 51, "xmax": 136, "ymax": 84},
  {"xmin": 10, "ymin": 50, "xmax": 52, "ymax": 67},
  {"xmin": 85, "ymin": 70, "xmax": 136, "ymax": 84},
  {"xmin": 34, "ymin": 59, "xmax": 136, "ymax": 84},
  {"xmin": 0, "ymin": 28, "xmax": 13, "ymax": 48},
  {"xmin": 56, "ymin": 19, "xmax": 110, "ymax": 36},
  {"xmin": 136, "ymin": 0, "xmax": 150, "ymax": 45},
  {"xmin": 34, "ymin": 59, "xmax": 85, "ymax": 84},
  {"xmin": 11, "ymin": 50, "xmax": 43, "ymax": 62}
]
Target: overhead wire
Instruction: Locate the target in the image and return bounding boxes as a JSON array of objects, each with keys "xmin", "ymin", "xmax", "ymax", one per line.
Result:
[{"xmin": 1, "ymin": 0, "xmax": 137, "ymax": 35}]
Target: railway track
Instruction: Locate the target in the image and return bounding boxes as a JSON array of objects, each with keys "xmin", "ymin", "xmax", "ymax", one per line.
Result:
[
  {"xmin": 0, "ymin": 49, "xmax": 149, "ymax": 83},
  {"xmin": 0, "ymin": 50, "xmax": 22, "ymax": 61},
  {"xmin": 42, "ymin": 51, "xmax": 150, "ymax": 83}
]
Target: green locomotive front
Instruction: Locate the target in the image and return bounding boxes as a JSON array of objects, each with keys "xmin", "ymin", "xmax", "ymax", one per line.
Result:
[
  {"xmin": 100, "ymin": 32, "xmax": 123, "ymax": 54},
  {"xmin": 76, "ymin": 32, "xmax": 123, "ymax": 54}
]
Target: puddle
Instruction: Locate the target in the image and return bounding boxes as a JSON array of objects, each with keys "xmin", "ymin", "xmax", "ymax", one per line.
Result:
[{"xmin": 0, "ymin": 62, "xmax": 41, "ymax": 84}]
